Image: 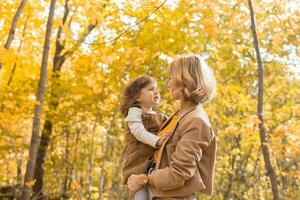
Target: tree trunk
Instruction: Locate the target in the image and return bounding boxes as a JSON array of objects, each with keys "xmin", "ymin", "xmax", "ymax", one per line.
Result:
[
  {"xmin": 61, "ymin": 126, "xmax": 70, "ymax": 199},
  {"xmin": 223, "ymin": 146, "xmax": 236, "ymax": 199},
  {"xmin": 7, "ymin": 16, "xmax": 29, "ymax": 86},
  {"xmin": 98, "ymin": 67, "xmax": 128, "ymax": 199},
  {"xmin": 247, "ymin": 0, "xmax": 280, "ymax": 199},
  {"xmin": 109, "ymin": 157, "xmax": 123, "ymax": 199},
  {"xmin": 33, "ymin": 0, "xmax": 97, "ymax": 195},
  {"xmin": 20, "ymin": 0, "xmax": 56, "ymax": 199},
  {"xmin": 34, "ymin": 2, "xmax": 71, "ymax": 192},
  {"xmin": 0, "ymin": 0, "xmax": 28, "ymax": 70},
  {"xmin": 70, "ymin": 125, "xmax": 81, "ymax": 192},
  {"xmin": 10, "ymin": 134, "xmax": 23, "ymax": 186},
  {"xmin": 99, "ymin": 106, "xmax": 118, "ymax": 199},
  {"xmin": 32, "ymin": 120, "xmax": 53, "ymax": 197},
  {"xmin": 87, "ymin": 115, "xmax": 99, "ymax": 199}
]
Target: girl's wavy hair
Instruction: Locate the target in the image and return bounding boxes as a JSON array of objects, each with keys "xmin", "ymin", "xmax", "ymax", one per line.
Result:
[
  {"xmin": 168, "ymin": 55, "xmax": 216, "ymax": 104},
  {"xmin": 120, "ymin": 75, "xmax": 155, "ymax": 117}
]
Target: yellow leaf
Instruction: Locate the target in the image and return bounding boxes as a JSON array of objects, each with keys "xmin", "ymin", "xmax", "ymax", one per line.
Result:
[
  {"xmin": 200, "ymin": 19, "xmax": 217, "ymax": 36},
  {"xmin": 70, "ymin": 180, "xmax": 81, "ymax": 190},
  {"xmin": 26, "ymin": 179, "xmax": 36, "ymax": 187}
]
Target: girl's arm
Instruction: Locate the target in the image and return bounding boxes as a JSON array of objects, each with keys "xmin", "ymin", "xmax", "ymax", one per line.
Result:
[{"xmin": 125, "ymin": 107, "xmax": 160, "ymax": 148}]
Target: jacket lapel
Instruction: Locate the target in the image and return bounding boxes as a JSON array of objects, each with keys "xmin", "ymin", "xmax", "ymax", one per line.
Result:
[
  {"xmin": 156, "ymin": 111, "xmax": 177, "ymax": 133},
  {"xmin": 155, "ymin": 105, "xmax": 198, "ymax": 169}
]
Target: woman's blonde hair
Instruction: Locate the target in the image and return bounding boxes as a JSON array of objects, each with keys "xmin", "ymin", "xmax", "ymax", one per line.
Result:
[{"xmin": 168, "ymin": 55, "xmax": 216, "ymax": 104}]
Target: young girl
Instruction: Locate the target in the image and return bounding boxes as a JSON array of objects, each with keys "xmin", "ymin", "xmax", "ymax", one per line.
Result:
[{"xmin": 120, "ymin": 75, "xmax": 169, "ymax": 200}]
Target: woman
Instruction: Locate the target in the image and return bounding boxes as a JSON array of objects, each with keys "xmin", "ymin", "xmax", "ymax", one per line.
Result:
[{"xmin": 127, "ymin": 55, "xmax": 217, "ymax": 199}]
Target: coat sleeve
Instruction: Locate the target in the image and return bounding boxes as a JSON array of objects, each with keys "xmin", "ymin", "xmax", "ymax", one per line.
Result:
[{"xmin": 149, "ymin": 117, "xmax": 212, "ymax": 191}]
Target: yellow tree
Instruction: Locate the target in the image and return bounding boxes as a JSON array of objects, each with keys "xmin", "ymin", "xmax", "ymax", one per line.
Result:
[{"xmin": 0, "ymin": 0, "xmax": 28, "ymax": 70}]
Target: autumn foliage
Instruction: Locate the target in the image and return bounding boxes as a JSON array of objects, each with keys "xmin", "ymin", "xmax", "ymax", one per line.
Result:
[{"xmin": 0, "ymin": 0, "xmax": 299, "ymax": 199}]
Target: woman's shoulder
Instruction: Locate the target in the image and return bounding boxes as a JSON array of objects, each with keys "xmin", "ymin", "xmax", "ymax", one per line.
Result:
[
  {"xmin": 178, "ymin": 109, "xmax": 214, "ymax": 140},
  {"xmin": 180, "ymin": 105, "xmax": 211, "ymax": 129}
]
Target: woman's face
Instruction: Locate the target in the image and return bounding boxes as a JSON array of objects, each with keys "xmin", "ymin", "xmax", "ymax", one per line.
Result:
[{"xmin": 168, "ymin": 75, "xmax": 183, "ymax": 100}]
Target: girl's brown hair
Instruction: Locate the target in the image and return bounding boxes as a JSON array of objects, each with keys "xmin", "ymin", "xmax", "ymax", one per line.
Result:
[
  {"xmin": 120, "ymin": 75, "xmax": 156, "ymax": 117},
  {"xmin": 168, "ymin": 55, "xmax": 216, "ymax": 104}
]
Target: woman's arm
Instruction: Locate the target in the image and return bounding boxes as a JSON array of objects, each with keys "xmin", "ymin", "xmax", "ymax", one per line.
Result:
[
  {"xmin": 148, "ymin": 117, "xmax": 213, "ymax": 190},
  {"xmin": 125, "ymin": 107, "xmax": 160, "ymax": 148}
]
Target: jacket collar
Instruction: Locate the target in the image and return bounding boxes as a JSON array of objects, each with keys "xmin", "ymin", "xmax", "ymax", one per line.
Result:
[
  {"xmin": 177, "ymin": 103, "xmax": 198, "ymax": 122},
  {"xmin": 158, "ymin": 103, "xmax": 198, "ymax": 132}
]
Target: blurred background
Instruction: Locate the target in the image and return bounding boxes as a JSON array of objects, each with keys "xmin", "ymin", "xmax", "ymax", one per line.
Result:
[{"xmin": 0, "ymin": 0, "xmax": 299, "ymax": 199}]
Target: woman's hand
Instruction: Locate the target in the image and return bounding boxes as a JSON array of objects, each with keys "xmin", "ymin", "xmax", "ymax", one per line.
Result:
[
  {"xmin": 156, "ymin": 132, "xmax": 171, "ymax": 147},
  {"xmin": 127, "ymin": 174, "xmax": 147, "ymax": 193}
]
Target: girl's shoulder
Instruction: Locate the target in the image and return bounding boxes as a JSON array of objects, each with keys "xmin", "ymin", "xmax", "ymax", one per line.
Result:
[
  {"xmin": 142, "ymin": 108, "xmax": 165, "ymax": 116},
  {"xmin": 125, "ymin": 107, "xmax": 143, "ymax": 122},
  {"xmin": 143, "ymin": 109, "xmax": 168, "ymax": 122},
  {"xmin": 156, "ymin": 109, "xmax": 169, "ymax": 122},
  {"xmin": 128, "ymin": 106, "xmax": 142, "ymax": 113}
]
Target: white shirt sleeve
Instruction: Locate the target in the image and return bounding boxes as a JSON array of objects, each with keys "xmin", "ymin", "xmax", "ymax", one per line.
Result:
[{"xmin": 125, "ymin": 107, "xmax": 160, "ymax": 148}]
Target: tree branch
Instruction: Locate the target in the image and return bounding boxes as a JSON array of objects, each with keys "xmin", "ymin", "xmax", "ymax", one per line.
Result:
[{"xmin": 91, "ymin": 0, "xmax": 168, "ymax": 45}]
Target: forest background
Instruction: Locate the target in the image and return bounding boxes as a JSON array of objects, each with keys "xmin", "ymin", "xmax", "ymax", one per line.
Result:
[{"xmin": 0, "ymin": 0, "xmax": 299, "ymax": 199}]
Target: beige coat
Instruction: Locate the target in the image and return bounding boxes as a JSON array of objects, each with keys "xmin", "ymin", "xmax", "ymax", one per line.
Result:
[{"xmin": 148, "ymin": 104, "xmax": 217, "ymax": 198}]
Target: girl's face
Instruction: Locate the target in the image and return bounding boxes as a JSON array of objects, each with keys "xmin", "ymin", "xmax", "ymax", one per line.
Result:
[
  {"xmin": 137, "ymin": 81, "xmax": 160, "ymax": 109},
  {"xmin": 168, "ymin": 75, "xmax": 183, "ymax": 100}
]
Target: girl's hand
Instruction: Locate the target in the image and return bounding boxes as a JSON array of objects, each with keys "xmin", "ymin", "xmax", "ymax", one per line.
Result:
[
  {"xmin": 156, "ymin": 133, "xmax": 171, "ymax": 147},
  {"xmin": 127, "ymin": 174, "xmax": 147, "ymax": 193}
]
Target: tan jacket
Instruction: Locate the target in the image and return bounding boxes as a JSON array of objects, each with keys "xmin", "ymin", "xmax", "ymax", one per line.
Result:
[
  {"xmin": 122, "ymin": 110, "xmax": 167, "ymax": 184},
  {"xmin": 148, "ymin": 105, "xmax": 217, "ymax": 198}
]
